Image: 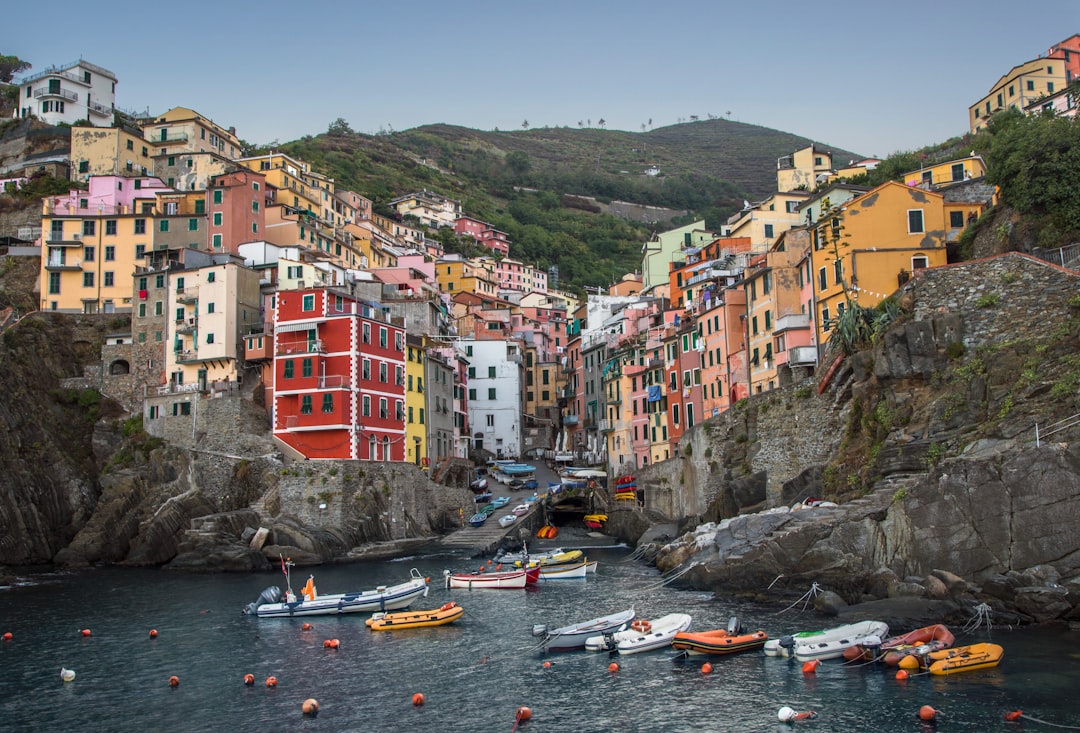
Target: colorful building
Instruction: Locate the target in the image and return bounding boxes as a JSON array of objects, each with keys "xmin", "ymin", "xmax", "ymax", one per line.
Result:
[
  {"xmin": 70, "ymin": 125, "xmax": 153, "ymax": 182},
  {"xmin": 969, "ymin": 55, "xmax": 1067, "ymax": 134},
  {"xmin": 13, "ymin": 59, "xmax": 116, "ymax": 127},
  {"xmin": 141, "ymin": 107, "xmax": 243, "ymax": 160},
  {"xmin": 776, "ymin": 145, "xmax": 833, "ymax": 192}
]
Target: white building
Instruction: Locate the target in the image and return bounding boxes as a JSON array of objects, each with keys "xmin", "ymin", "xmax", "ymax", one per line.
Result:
[
  {"xmin": 14, "ymin": 59, "xmax": 116, "ymax": 128},
  {"xmin": 459, "ymin": 338, "xmax": 524, "ymax": 458}
]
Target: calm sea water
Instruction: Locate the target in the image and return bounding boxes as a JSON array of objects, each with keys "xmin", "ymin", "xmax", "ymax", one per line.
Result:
[{"xmin": 2, "ymin": 547, "xmax": 1079, "ymax": 733}]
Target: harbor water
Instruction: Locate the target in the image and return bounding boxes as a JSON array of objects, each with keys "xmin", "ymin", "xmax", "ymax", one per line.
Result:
[{"xmin": 2, "ymin": 547, "xmax": 1079, "ymax": 732}]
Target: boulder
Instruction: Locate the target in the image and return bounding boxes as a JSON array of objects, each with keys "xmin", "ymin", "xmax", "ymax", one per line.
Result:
[
  {"xmin": 1013, "ymin": 586, "xmax": 1071, "ymax": 623},
  {"xmin": 813, "ymin": 590, "xmax": 847, "ymax": 617}
]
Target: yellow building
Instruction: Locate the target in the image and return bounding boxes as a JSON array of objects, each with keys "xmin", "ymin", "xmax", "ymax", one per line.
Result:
[
  {"xmin": 141, "ymin": 107, "xmax": 243, "ymax": 160},
  {"xmin": 810, "ymin": 182, "xmax": 949, "ymax": 346},
  {"xmin": 165, "ymin": 259, "xmax": 262, "ymax": 388},
  {"xmin": 724, "ymin": 191, "xmax": 809, "ymax": 250},
  {"xmin": 405, "ymin": 337, "xmax": 427, "ymax": 465},
  {"xmin": 236, "ymin": 153, "xmax": 322, "ymax": 214},
  {"xmin": 969, "ymin": 56, "xmax": 1067, "ymax": 134},
  {"xmin": 777, "ymin": 145, "xmax": 834, "ymax": 192},
  {"xmin": 900, "ymin": 155, "xmax": 988, "ymax": 189},
  {"xmin": 70, "ymin": 125, "xmax": 154, "ymax": 182},
  {"xmin": 437, "ymin": 258, "xmax": 498, "ymax": 298}
]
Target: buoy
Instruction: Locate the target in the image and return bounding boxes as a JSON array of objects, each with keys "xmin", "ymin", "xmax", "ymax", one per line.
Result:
[
  {"xmin": 898, "ymin": 655, "xmax": 921, "ymax": 671},
  {"xmin": 496, "ymin": 563, "xmax": 503, "ymax": 571},
  {"xmin": 301, "ymin": 623, "xmax": 312, "ymax": 631},
  {"xmin": 1005, "ymin": 710, "xmax": 1023, "ymax": 721},
  {"xmin": 302, "ymin": 698, "xmax": 319, "ymax": 717},
  {"xmin": 608, "ymin": 662, "xmax": 620, "ymax": 673},
  {"xmin": 80, "ymin": 629, "xmax": 91, "ymax": 637},
  {"xmin": 60, "ymin": 667, "xmax": 76, "ymax": 683},
  {"xmin": 266, "ymin": 676, "xmax": 278, "ymax": 688},
  {"xmin": 168, "ymin": 675, "xmax": 179, "ymax": 687},
  {"xmin": 148, "ymin": 629, "xmax": 158, "ymax": 638},
  {"xmin": 895, "ymin": 669, "xmax": 909, "ymax": 681},
  {"xmin": 802, "ymin": 659, "xmax": 819, "ymax": 674},
  {"xmin": 2, "ymin": 632, "xmax": 12, "ymax": 641},
  {"xmin": 515, "ymin": 706, "xmax": 532, "ymax": 721},
  {"xmin": 323, "ymin": 639, "xmax": 332, "ymax": 648},
  {"xmin": 487, "ymin": 559, "xmax": 492, "ymax": 565},
  {"xmin": 918, "ymin": 705, "xmax": 938, "ymax": 721},
  {"xmin": 440, "ymin": 602, "xmax": 456, "ymax": 611},
  {"xmin": 701, "ymin": 662, "xmax": 713, "ymax": 675},
  {"xmin": 479, "ymin": 565, "xmax": 485, "ymax": 572},
  {"xmin": 542, "ymin": 661, "xmax": 552, "ymax": 668},
  {"xmin": 412, "ymin": 692, "xmax": 425, "ymax": 706},
  {"xmin": 331, "ymin": 638, "xmax": 340, "ymax": 649},
  {"xmin": 778, "ymin": 707, "xmax": 796, "ymax": 723},
  {"xmin": 243, "ymin": 673, "xmax": 255, "ymax": 686}
]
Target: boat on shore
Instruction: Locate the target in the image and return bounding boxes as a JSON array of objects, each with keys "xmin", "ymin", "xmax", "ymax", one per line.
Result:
[
  {"xmin": 444, "ymin": 566, "xmax": 540, "ymax": 590},
  {"xmin": 672, "ymin": 617, "xmax": 768, "ymax": 656},
  {"xmin": 365, "ymin": 601, "xmax": 465, "ymax": 631},
  {"xmin": 533, "ymin": 607, "xmax": 636, "ymax": 651},
  {"xmin": 469, "ymin": 512, "xmax": 487, "ymax": 527},
  {"xmin": 244, "ymin": 566, "xmax": 429, "ymax": 618},
  {"xmin": 585, "ymin": 613, "xmax": 692, "ymax": 654},
  {"xmin": 498, "ymin": 514, "xmax": 517, "ymax": 528},
  {"xmin": 898, "ymin": 642, "xmax": 1004, "ymax": 675},
  {"xmin": 764, "ymin": 620, "xmax": 889, "ymax": 660}
]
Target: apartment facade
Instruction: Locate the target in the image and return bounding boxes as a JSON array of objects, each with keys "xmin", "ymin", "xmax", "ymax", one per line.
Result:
[{"xmin": 14, "ymin": 60, "xmax": 116, "ymax": 127}]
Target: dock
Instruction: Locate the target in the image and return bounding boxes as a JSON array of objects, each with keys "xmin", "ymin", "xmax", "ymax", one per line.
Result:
[{"xmin": 437, "ymin": 503, "xmax": 540, "ymax": 557}]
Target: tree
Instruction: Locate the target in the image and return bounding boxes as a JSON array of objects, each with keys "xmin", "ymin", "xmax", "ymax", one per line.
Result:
[
  {"xmin": 506, "ymin": 150, "xmax": 531, "ymax": 177},
  {"xmin": 327, "ymin": 117, "xmax": 353, "ymax": 136},
  {"xmin": 522, "ymin": 119, "xmax": 529, "ymax": 129},
  {"xmin": 0, "ymin": 54, "xmax": 30, "ymax": 84},
  {"xmin": 597, "ymin": 118, "xmax": 606, "ymax": 129}
]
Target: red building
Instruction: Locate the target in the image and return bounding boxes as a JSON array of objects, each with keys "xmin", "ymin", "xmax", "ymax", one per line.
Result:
[
  {"xmin": 1050, "ymin": 34, "xmax": 1080, "ymax": 83},
  {"xmin": 272, "ymin": 288, "xmax": 405, "ymax": 460},
  {"xmin": 207, "ymin": 169, "xmax": 267, "ymax": 254}
]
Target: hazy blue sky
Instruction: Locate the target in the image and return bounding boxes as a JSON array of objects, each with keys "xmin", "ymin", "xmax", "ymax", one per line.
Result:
[{"xmin": 7, "ymin": 1, "xmax": 1080, "ymax": 157}]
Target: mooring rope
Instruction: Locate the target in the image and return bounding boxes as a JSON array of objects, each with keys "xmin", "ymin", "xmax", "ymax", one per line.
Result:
[
  {"xmin": 961, "ymin": 602, "xmax": 994, "ymax": 635},
  {"xmin": 774, "ymin": 582, "xmax": 822, "ymax": 615},
  {"xmin": 1015, "ymin": 713, "xmax": 1080, "ymax": 729}
]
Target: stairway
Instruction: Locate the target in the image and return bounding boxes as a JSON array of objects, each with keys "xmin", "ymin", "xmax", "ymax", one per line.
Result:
[{"xmin": 436, "ymin": 505, "xmax": 539, "ymax": 557}]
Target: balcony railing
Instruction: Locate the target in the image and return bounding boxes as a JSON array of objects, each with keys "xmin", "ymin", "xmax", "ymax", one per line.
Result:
[
  {"xmin": 774, "ymin": 313, "xmax": 811, "ymax": 333},
  {"xmin": 176, "ymin": 317, "xmax": 197, "ymax": 333},
  {"xmin": 45, "ymin": 257, "xmax": 81, "ymax": 270},
  {"xmin": 176, "ymin": 286, "xmax": 199, "ymax": 302},
  {"xmin": 20, "ymin": 65, "xmax": 90, "ymax": 86},
  {"xmin": 46, "ymin": 232, "xmax": 83, "ymax": 246},
  {"xmin": 87, "ymin": 100, "xmax": 112, "ymax": 116},
  {"xmin": 152, "ymin": 132, "xmax": 189, "ymax": 144},
  {"xmin": 175, "ymin": 350, "xmax": 202, "ymax": 363},
  {"xmin": 789, "ymin": 345, "xmax": 818, "ymax": 366},
  {"xmin": 277, "ymin": 340, "xmax": 325, "ymax": 356},
  {"xmin": 562, "ymin": 415, "xmax": 579, "ymax": 426},
  {"xmin": 34, "ymin": 87, "xmax": 78, "ymax": 102},
  {"xmin": 598, "ymin": 419, "xmax": 612, "ymax": 432}
]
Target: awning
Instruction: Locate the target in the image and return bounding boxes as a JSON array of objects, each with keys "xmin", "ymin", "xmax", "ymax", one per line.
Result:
[{"xmin": 274, "ymin": 320, "xmax": 321, "ymax": 333}]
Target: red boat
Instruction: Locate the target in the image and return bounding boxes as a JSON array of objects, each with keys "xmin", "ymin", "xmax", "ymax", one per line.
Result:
[{"xmin": 842, "ymin": 624, "xmax": 955, "ymax": 664}]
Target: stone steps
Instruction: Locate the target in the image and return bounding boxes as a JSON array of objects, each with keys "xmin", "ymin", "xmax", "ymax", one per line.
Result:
[{"xmin": 436, "ymin": 505, "xmax": 540, "ymax": 556}]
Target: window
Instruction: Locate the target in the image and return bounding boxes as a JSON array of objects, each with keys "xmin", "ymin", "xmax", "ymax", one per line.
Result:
[
  {"xmin": 379, "ymin": 362, "xmax": 387, "ymax": 383},
  {"xmin": 419, "ymin": 408, "xmax": 425, "ymax": 425},
  {"xmin": 469, "ymin": 388, "xmax": 477, "ymax": 400},
  {"xmin": 135, "ymin": 244, "xmax": 145, "ymax": 259},
  {"xmin": 362, "ymin": 323, "xmax": 370, "ymax": 343},
  {"xmin": 488, "ymin": 366, "xmax": 496, "ymax": 378},
  {"xmin": 950, "ymin": 211, "xmax": 964, "ymax": 228},
  {"xmin": 155, "ymin": 274, "xmax": 164, "ymax": 288},
  {"xmin": 83, "ymin": 272, "xmax": 94, "ymax": 287},
  {"xmin": 751, "ymin": 315, "xmax": 758, "ymax": 336},
  {"xmin": 206, "ymin": 302, "xmax": 215, "ymax": 314},
  {"xmin": 302, "ymin": 294, "xmax": 315, "ymax": 311},
  {"xmin": 833, "ymin": 259, "xmax": 842, "ymax": 286},
  {"xmin": 126, "ymin": 140, "xmax": 134, "ymax": 151},
  {"xmin": 301, "ymin": 395, "xmax": 312, "ymax": 414},
  {"xmin": 379, "ymin": 328, "xmax": 387, "ymax": 348},
  {"xmin": 155, "ymin": 301, "xmax": 163, "ymax": 316},
  {"xmin": 206, "ymin": 333, "xmax": 215, "ymax": 344},
  {"xmin": 488, "ymin": 388, "xmax": 497, "ymax": 400},
  {"xmin": 912, "ymin": 255, "xmax": 929, "ymax": 270},
  {"xmin": 188, "ymin": 218, "xmax": 198, "ymax": 231},
  {"xmin": 322, "ymin": 394, "xmax": 334, "ymax": 413},
  {"xmin": 362, "ymin": 359, "xmax": 371, "ymax": 380},
  {"xmin": 396, "ymin": 401, "xmax": 405, "ymax": 421},
  {"xmin": 82, "ymin": 220, "xmax": 95, "ymax": 236},
  {"xmin": 408, "ymin": 406, "xmax": 414, "ymax": 423},
  {"xmin": 104, "ymin": 246, "xmax": 115, "ymax": 261},
  {"xmin": 765, "ymin": 311, "xmax": 772, "ymax": 330},
  {"xmin": 417, "ymin": 378, "xmax": 423, "ymax": 393},
  {"xmin": 134, "ymin": 219, "xmax": 146, "ymax": 234},
  {"xmin": 84, "ymin": 245, "xmax": 95, "ymax": 261},
  {"xmin": 138, "ymin": 304, "xmax": 146, "ymax": 317},
  {"xmin": 159, "ymin": 220, "xmax": 169, "ymax": 233},
  {"xmin": 252, "ymin": 201, "xmax": 259, "ymax": 213},
  {"xmin": 818, "ymin": 267, "xmax": 827, "ymax": 291},
  {"xmin": 49, "ymin": 272, "xmax": 60, "ymax": 294},
  {"xmin": 379, "ymin": 398, "xmax": 388, "ymax": 419},
  {"xmin": 396, "ymin": 366, "xmax": 404, "ymax": 386},
  {"xmin": 362, "ymin": 395, "xmax": 370, "ymax": 416},
  {"xmin": 764, "ymin": 224, "xmax": 774, "ymax": 238},
  {"xmin": 105, "ymin": 220, "xmax": 117, "ymax": 236},
  {"xmin": 907, "ymin": 209, "xmax": 924, "ymax": 234},
  {"xmin": 821, "ymin": 306, "xmax": 831, "ymax": 331},
  {"xmin": 302, "ymin": 358, "xmax": 313, "ymax": 378},
  {"xmin": 213, "ymin": 190, "xmax": 223, "ymax": 204},
  {"xmin": 395, "ymin": 332, "xmax": 404, "ymax": 351},
  {"xmin": 207, "ymin": 272, "xmax": 215, "ymax": 283},
  {"xmin": 104, "ymin": 272, "xmax": 114, "ymax": 287},
  {"xmin": 284, "ymin": 360, "xmax": 294, "ymax": 379}
]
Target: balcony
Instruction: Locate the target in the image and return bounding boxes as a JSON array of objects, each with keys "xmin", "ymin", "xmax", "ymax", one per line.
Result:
[
  {"xmin": 774, "ymin": 313, "xmax": 811, "ymax": 333},
  {"xmin": 176, "ymin": 317, "xmax": 197, "ymax": 333},
  {"xmin": 34, "ymin": 87, "xmax": 78, "ymax": 102},
  {"xmin": 87, "ymin": 100, "xmax": 112, "ymax": 117},
  {"xmin": 789, "ymin": 345, "xmax": 818, "ymax": 367},
  {"xmin": 284, "ymin": 414, "xmax": 351, "ymax": 431},
  {"xmin": 175, "ymin": 350, "xmax": 204, "ymax": 364},
  {"xmin": 244, "ymin": 335, "xmax": 272, "ymax": 362},
  {"xmin": 45, "ymin": 257, "xmax": 81, "ymax": 270},
  {"xmin": 647, "ymin": 357, "xmax": 665, "ymax": 368},
  {"xmin": 46, "ymin": 232, "xmax": 84, "ymax": 246},
  {"xmin": 277, "ymin": 340, "xmax": 325, "ymax": 356},
  {"xmin": 176, "ymin": 286, "xmax": 199, "ymax": 302},
  {"xmin": 562, "ymin": 415, "xmax": 579, "ymax": 426},
  {"xmin": 598, "ymin": 419, "xmax": 613, "ymax": 433},
  {"xmin": 152, "ymin": 132, "xmax": 189, "ymax": 144}
]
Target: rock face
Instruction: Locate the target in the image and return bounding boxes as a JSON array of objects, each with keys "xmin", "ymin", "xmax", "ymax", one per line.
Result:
[{"xmin": 642, "ymin": 254, "xmax": 1080, "ymax": 625}]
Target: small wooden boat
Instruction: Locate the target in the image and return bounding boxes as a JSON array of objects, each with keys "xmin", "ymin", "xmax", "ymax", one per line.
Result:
[
  {"xmin": 512, "ymin": 503, "xmax": 531, "ymax": 516},
  {"xmin": 585, "ymin": 613, "xmax": 692, "ymax": 654},
  {"xmin": 474, "ymin": 492, "xmax": 492, "ymax": 503},
  {"xmin": 491, "ymin": 496, "xmax": 510, "ymax": 509},
  {"xmin": 898, "ymin": 642, "xmax": 1004, "ymax": 675},
  {"xmin": 244, "ymin": 567, "xmax": 429, "ymax": 618},
  {"xmin": 498, "ymin": 514, "xmax": 517, "ymax": 528},
  {"xmin": 469, "ymin": 513, "xmax": 487, "ymax": 527},
  {"xmin": 533, "ymin": 607, "xmax": 636, "ymax": 651},
  {"xmin": 443, "ymin": 566, "xmax": 539, "ymax": 590},
  {"xmin": 538, "ymin": 560, "xmax": 597, "ymax": 580},
  {"xmin": 517, "ymin": 549, "xmax": 585, "ymax": 568},
  {"xmin": 843, "ymin": 624, "xmax": 956, "ymax": 664},
  {"xmin": 366, "ymin": 601, "xmax": 464, "ymax": 631},
  {"xmin": 764, "ymin": 620, "xmax": 889, "ymax": 660},
  {"xmin": 672, "ymin": 617, "xmax": 768, "ymax": 656},
  {"xmin": 496, "ymin": 546, "xmax": 564, "ymax": 565}
]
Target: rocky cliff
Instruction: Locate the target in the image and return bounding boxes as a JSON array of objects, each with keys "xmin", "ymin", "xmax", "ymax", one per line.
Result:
[{"xmin": 643, "ymin": 253, "xmax": 1080, "ymax": 625}]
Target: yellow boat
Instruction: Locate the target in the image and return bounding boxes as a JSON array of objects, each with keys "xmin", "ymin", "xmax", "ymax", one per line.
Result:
[
  {"xmin": 515, "ymin": 549, "xmax": 584, "ymax": 568},
  {"xmin": 365, "ymin": 602, "xmax": 464, "ymax": 631},
  {"xmin": 927, "ymin": 642, "xmax": 1004, "ymax": 675}
]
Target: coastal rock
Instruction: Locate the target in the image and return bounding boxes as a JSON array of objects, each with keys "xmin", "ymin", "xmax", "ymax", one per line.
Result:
[
  {"xmin": 813, "ymin": 590, "xmax": 847, "ymax": 616},
  {"xmin": 922, "ymin": 574, "xmax": 950, "ymax": 600},
  {"xmin": 1013, "ymin": 586, "xmax": 1071, "ymax": 623}
]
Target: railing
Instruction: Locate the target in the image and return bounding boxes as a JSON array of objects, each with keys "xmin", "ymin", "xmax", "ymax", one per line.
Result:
[
  {"xmin": 45, "ymin": 257, "xmax": 81, "ymax": 269},
  {"xmin": 34, "ymin": 87, "xmax": 78, "ymax": 102},
  {"xmin": 175, "ymin": 350, "xmax": 201, "ymax": 363},
  {"xmin": 153, "ymin": 132, "xmax": 189, "ymax": 143},
  {"xmin": 788, "ymin": 345, "xmax": 818, "ymax": 366},
  {"xmin": 277, "ymin": 340, "xmax": 324, "ymax": 356},
  {"xmin": 647, "ymin": 357, "xmax": 665, "ymax": 368},
  {"xmin": 87, "ymin": 100, "xmax": 112, "ymax": 116},
  {"xmin": 46, "ymin": 233, "xmax": 83, "ymax": 246},
  {"xmin": 562, "ymin": 415, "xmax": 579, "ymax": 426},
  {"xmin": 176, "ymin": 286, "xmax": 199, "ymax": 301},
  {"xmin": 598, "ymin": 419, "xmax": 612, "ymax": 432},
  {"xmin": 774, "ymin": 313, "xmax": 811, "ymax": 332}
]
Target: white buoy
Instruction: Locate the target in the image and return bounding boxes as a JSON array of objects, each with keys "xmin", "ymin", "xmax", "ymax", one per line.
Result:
[
  {"xmin": 778, "ymin": 706, "xmax": 796, "ymax": 723},
  {"xmin": 61, "ymin": 667, "xmax": 76, "ymax": 683}
]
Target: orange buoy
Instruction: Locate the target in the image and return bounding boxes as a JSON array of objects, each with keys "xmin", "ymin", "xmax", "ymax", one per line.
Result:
[
  {"xmin": 496, "ymin": 564, "xmax": 503, "ymax": 571},
  {"xmin": 243, "ymin": 673, "xmax": 255, "ymax": 686},
  {"xmin": 802, "ymin": 659, "xmax": 819, "ymax": 674},
  {"xmin": 80, "ymin": 629, "xmax": 91, "ymax": 637},
  {"xmin": 895, "ymin": 669, "xmax": 909, "ymax": 681},
  {"xmin": 608, "ymin": 662, "xmax": 620, "ymax": 673},
  {"xmin": 918, "ymin": 705, "xmax": 938, "ymax": 721},
  {"xmin": 301, "ymin": 623, "xmax": 313, "ymax": 631},
  {"xmin": 412, "ymin": 692, "xmax": 425, "ymax": 706},
  {"xmin": 794, "ymin": 711, "xmax": 817, "ymax": 721},
  {"xmin": 1005, "ymin": 710, "xmax": 1023, "ymax": 721},
  {"xmin": 323, "ymin": 639, "xmax": 332, "ymax": 648},
  {"xmin": 302, "ymin": 698, "xmax": 319, "ymax": 717},
  {"xmin": 898, "ymin": 655, "xmax": 921, "ymax": 671},
  {"xmin": 479, "ymin": 565, "xmax": 485, "ymax": 572},
  {"xmin": 542, "ymin": 661, "xmax": 552, "ymax": 668},
  {"xmin": 515, "ymin": 706, "xmax": 532, "ymax": 721},
  {"xmin": 701, "ymin": 662, "xmax": 713, "ymax": 675},
  {"xmin": 2, "ymin": 632, "xmax": 12, "ymax": 641},
  {"xmin": 331, "ymin": 638, "xmax": 340, "ymax": 649},
  {"xmin": 148, "ymin": 629, "xmax": 158, "ymax": 638},
  {"xmin": 487, "ymin": 559, "xmax": 492, "ymax": 565},
  {"xmin": 266, "ymin": 676, "xmax": 278, "ymax": 688},
  {"xmin": 168, "ymin": 675, "xmax": 179, "ymax": 687}
]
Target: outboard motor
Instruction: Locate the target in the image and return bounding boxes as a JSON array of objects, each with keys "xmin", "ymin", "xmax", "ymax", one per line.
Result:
[
  {"xmin": 244, "ymin": 585, "xmax": 282, "ymax": 615},
  {"xmin": 726, "ymin": 616, "xmax": 744, "ymax": 635},
  {"xmin": 532, "ymin": 624, "xmax": 548, "ymax": 638},
  {"xmin": 778, "ymin": 635, "xmax": 796, "ymax": 653},
  {"xmin": 862, "ymin": 635, "xmax": 883, "ymax": 661}
]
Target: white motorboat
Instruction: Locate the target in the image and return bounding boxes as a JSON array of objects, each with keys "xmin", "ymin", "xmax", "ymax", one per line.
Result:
[
  {"xmin": 584, "ymin": 613, "xmax": 692, "ymax": 654},
  {"xmin": 533, "ymin": 607, "xmax": 635, "ymax": 651},
  {"xmin": 538, "ymin": 560, "xmax": 597, "ymax": 580},
  {"xmin": 244, "ymin": 565, "xmax": 429, "ymax": 618},
  {"xmin": 763, "ymin": 620, "xmax": 890, "ymax": 661}
]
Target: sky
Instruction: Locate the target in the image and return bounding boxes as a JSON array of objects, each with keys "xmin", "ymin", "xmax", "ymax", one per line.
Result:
[{"xmin": 7, "ymin": 0, "xmax": 1080, "ymax": 158}]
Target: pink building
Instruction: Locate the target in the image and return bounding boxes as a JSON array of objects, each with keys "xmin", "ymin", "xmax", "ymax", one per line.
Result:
[{"xmin": 454, "ymin": 215, "xmax": 511, "ymax": 256}]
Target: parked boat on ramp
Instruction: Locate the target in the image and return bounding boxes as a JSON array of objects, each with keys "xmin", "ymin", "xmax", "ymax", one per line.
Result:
[
  {"xmin": 365, "ymin": 601, "xmax": 465, "ymax": 631},
  {"xmin": 585, "ymin": 613, "xmax": 692, "ymax": 654},
  {"xmin": 244, "ymin": 566, "xmax": 429, "ymax": 618},
  {"xmin": 533, "ymin": 607, "xmax": 636, "ymax": 651}
]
